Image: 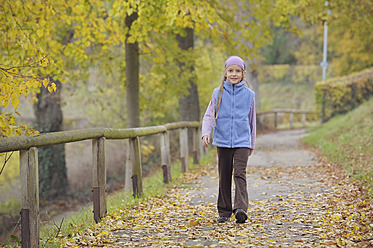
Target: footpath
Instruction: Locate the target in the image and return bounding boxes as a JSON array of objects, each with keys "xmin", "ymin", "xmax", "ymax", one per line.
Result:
[{"xmin": 66, "ymin": 129, "xmax": 373, "ymax": 247}]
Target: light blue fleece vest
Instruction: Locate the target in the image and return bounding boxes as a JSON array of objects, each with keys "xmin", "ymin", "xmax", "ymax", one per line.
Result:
[{"xmin": 212, "ymin": 81, "xmax": 255, "ymax": 148}]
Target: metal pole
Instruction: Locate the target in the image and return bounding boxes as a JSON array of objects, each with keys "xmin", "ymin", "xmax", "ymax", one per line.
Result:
[
  {"xmin": 321, "ymin": 1, "xmax": 329, "ymax": 82},
  {"xmin": 320, "ymin": 1, "xmax": 331, "ymax": 123},
  {"xmin": 322, "ymin": 21, "xmax": 328, "ymax": 82}
]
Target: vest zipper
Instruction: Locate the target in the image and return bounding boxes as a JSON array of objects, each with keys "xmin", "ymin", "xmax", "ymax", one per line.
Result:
[{"xmin": 231, "ymin": 84, "xmax": 235, "ymax": 147}]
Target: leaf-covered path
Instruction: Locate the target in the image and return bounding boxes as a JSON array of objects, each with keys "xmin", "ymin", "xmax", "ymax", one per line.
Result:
[{"xmin": 65, "ymin": 129, "xmax": 373, "ymax": 247}]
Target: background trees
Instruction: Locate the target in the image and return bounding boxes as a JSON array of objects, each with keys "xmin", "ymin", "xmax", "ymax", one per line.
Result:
[
  {"xmin": 327, "ymin": 0, "xmax": 373, "ymax": 75},
  {"xmin": 1, "ymin": 0, "xmax": 119, "ymax": 199},
  {"xmin": 3, "ymin": 0, "xmax": 371, "ymax": 133}
]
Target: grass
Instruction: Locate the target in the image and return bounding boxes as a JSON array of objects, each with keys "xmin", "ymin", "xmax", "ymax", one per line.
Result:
[
  {"xmin": 260, "ymin": 82, "xmax": 315, "ymax": 111},
  {"xmin": 29, "ymin": 150, "xmax": 216, "ymax": 247},
  {"xmin": 303, "ymin": 97, "xmax": 373, "ymax": 197}
]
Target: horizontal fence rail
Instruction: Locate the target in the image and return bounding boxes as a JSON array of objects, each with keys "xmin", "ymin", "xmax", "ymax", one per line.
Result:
[
  {"xmin": 0, "ymin": 121, "xmax": 202, "ymax": 248},
  {"xmin": 257, "ymin": 109, "xmax": 317, "ymax": 129},
  {"xmin": 0, "ymin": 121, "xmax": 200, "ymax": 153}
]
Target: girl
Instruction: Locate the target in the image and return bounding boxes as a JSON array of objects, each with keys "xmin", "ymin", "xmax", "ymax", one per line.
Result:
[{"xmin": 201, "ymin": 55, "xmax": 256, "ymax": 224}]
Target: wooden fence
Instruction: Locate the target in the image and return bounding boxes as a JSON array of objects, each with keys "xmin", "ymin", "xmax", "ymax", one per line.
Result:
[
  {"xmin": 257, "ymin": 109, "xmax": 317, "ymax": 129},
  {"xmin": 0, "ymin": 121, "xmax": 203, "ymax": 248}
]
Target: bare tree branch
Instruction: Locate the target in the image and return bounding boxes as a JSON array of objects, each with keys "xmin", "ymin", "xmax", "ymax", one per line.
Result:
[
  {"xmin": 42, "ymin": 218, "xmax": 65, "ymax": 247},
  {"xmin": 0, "ymin": 151, "xmax": 14, "ymax": 176}
]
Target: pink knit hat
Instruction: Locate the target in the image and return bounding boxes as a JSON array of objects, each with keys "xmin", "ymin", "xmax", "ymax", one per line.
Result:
[{"xmin": 225, "ymin": 56, "xmax": 245, "ymax": 70}]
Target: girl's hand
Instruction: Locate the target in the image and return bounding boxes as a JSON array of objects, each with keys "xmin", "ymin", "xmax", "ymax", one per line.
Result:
[
  {"xmin": 202, "ymin": 136, "xmax": 210, "ymax": 148},
  {"xmin": 249, "ymin": 149, "xmax": 253, "ymax": 156}
]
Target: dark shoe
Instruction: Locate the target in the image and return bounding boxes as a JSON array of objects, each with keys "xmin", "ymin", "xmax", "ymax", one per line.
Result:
[
  {"xmin": 217, "ymin": 216, "xmax": 229, "ymax": 223},
  {"xmin": 234, "ymin": 209, "xmax": 247, "ymax": 223}
]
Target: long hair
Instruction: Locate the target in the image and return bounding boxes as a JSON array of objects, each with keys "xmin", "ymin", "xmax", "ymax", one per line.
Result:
[{"xmin": 214, "ymin": 69, "xmax": 252, "ymax": 120}]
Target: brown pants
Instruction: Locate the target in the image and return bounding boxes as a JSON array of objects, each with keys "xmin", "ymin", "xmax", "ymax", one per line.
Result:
[{"xmin": 217, "ymin": 147, "xmax": 249, "ymax": 217}]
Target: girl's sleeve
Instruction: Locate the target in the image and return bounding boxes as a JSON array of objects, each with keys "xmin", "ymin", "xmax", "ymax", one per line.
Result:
[
  {"xmin": 201, "ymin": 92, "xmax": 216, "ymax": 138},
  {"xmin": 249, "ymin": 98, "xmax": 256, "ymax": 149}
]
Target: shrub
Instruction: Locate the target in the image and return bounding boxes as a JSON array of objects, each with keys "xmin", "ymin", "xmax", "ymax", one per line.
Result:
[{"xmin": 315, "ymin": 68, "xmax": 373, "ymax": 122}]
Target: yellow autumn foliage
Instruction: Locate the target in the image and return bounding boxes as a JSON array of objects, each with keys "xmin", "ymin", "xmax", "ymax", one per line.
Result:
[{"xmin": 0, "ymin": 0, "xmax": 118, "ymax": 138}]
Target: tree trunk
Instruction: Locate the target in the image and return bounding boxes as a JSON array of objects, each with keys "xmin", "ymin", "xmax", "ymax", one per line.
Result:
[
  {"xmin": 247, "ymin": 67, "xmax": 260, "ymax": 111},
  {"xmin": 125, "ymin": 12, "xmax": 140, "ymax": 128},
  {"xmin": 124, "ymin": 12, "xmax": 140, "ymax": 191},
  {"xmin": 33, "ymin": 77, "xmax": 67, "ymax": 201},
  {"xmin": 177, "ymin": 28, "xmax": 199, "ymax": 152}
]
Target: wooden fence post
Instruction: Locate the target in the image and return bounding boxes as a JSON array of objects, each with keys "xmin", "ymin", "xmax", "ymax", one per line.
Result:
[
  {"xmin": 302, "ymin": 112, "xmax": 306, "ymax": 126},
  {"xmin": 192, "ymin": 127, "xmax": 199, "ymax": 164},
  {"xmin": 129, "ymin": 137, "xmax": 143, "ymax": 197},
  {"xmin": 290, "ymin": 112, "xmax": 294, "ymax": 128},
  {"xmin": 92, "ymin": 137, "xmax": 106, "ymax": 222},
  {"xmin": 160, "ymin": 131, "xmax": 171, "ymax": 183},
  {"xmin": 274, "ymin": 111, "xmax": 278, "ymax": 129},
  {"xmin": 198, "ymin": 127, "xmax": 205, "ymax": 157},
  {"xmin": 20, "ymin": 148, "xmax": 39, "ymax": 248},
  {"xmin": 165, "ymin": 132, "xmax": 171, "ymax": 181},
  {"xmin": 179, "ymin": 127, "xmax": 189, "ymax": 173},
  {"xmin": 124, "ymin": 139, "xmax": 132, "ymax": 192}
]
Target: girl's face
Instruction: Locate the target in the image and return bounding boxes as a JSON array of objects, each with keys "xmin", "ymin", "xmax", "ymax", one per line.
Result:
[{"xmin": 225, "ymin": 65, "xmax": 245, "ymax": 84}]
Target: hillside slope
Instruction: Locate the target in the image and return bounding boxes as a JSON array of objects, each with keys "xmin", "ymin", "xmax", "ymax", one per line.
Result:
[
  {"xmin": 260, "ymin": 82, "xmax": 315, "ymax": 111},
  {"xmin": 303, "ymin": 98, "xmax": 373, "ymax": 196}
]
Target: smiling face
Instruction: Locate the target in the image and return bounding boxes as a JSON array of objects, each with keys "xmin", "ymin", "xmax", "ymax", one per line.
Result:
[{"xmin": 225, "ymin": 64, "xmax": 245, "ymax": 84}]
